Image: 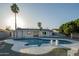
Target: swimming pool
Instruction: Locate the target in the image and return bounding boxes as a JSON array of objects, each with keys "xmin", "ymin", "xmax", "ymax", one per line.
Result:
[{"xmin": 14, "ymin": 38, "xmax": 72, "ymax": 46}]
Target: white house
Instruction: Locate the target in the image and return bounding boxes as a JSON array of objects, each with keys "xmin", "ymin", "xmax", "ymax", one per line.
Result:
[{"xmin": 11, "ymin": 28, "xmax": 54, "ymax": 38}]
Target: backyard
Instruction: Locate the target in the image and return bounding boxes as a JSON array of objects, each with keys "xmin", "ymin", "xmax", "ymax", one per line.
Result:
[{"xmin": 0, "ymin": 41, "xmax": 71, "ymax": 56}]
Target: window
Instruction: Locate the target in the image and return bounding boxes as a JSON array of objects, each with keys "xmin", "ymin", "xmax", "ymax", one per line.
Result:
[
  {"xmin": 42, "ymin": 32, "xmax": 46, "ymax": 35},
  {"xmin": 27, "ymin": 32, "xmax": 31, "ymax": 35},
  {"xmin": 52, "ymin": 32, "xmax": 55, "ymax": 35}
]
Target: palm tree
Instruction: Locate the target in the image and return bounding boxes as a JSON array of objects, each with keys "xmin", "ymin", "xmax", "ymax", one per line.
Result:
[
  {"xmin": 37, "ymin": 22, "xmax": 43, "ymax": 37},
  {"xmin": 11, "ymin": 3, "xmax": 19, "ymax": 38},
  {"xmin": 38, "ymin": 22, "xmax": 42, "ymax": 30}
]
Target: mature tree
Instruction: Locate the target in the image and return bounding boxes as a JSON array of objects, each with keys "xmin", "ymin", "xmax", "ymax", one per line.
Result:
[
  {"xmin": 59, "ymin": 24, "xmax": 64, "ymax": 33},
  {"xmin": 59, "ymin": 18, "xmax": 79, "ymax": 36},
  {"xmin": 5, "ymin": 26, "xmax": 11, "ymax": 31},
  {"xmin": 11, "ymin": 3, "xmax": 19, "ymax": 38},
  {"xmin": 74, "ymin": 19, "xmax": 79, "ymax": 32}
]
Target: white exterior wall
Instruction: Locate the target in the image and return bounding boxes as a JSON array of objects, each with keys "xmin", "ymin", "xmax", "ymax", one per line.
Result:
[
  {"xmin": 17, "ymin": 30, "xmax": 23, "ymax": 38},
  {"xmin": 47, "ymin": 31, "xmax": 52, "ymax": 37},
  {"xmin": 11, "ymin": 29, "xmax": 53, "ymax": 38},
  {"xmin": 45, "ymin": 31, "xmax": 50, "ymax": 36},
  {"xmin": 23, "ymin": 30, "xmax": 33, "ymax": 38},
  {"xmin": 39, "ymin": 31, "xmax": 52, "ymax": 37}
]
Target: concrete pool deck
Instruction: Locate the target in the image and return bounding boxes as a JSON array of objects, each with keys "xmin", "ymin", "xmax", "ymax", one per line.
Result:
[
  {"xmin": 4, "ymin": 39, "xmax": 58, "ymax": 55},
  {"xmin": 4, "ymin": 39, "xmax": 79, "ymax": 55}
]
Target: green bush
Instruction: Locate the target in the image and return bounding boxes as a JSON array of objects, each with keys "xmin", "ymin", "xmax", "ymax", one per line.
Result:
[{"xmin": 59, "ymin": 18, "xmax": 79, "ymax": 36}]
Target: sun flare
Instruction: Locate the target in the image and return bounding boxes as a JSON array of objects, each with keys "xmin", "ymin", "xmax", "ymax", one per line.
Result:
[{"xmin": 5, "ymin": 15, "xmax": 25, "ymax": 30}]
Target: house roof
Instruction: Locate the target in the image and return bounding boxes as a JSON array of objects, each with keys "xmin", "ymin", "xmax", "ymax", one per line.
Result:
[{"xmin": 16, "ymin": 28, "xmax": 53, "ymax": 32}]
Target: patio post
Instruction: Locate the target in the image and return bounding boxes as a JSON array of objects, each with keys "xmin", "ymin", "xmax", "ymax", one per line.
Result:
[
  {"xmin": 55, "ymin": 40, "xmax": 58, "ymax": 46},
  {"xmin": 50, "ymin": 40, "xmax": 53, "ymax": 45},
  {"xmin": 71, "ymin": 33, "xmax": 73, "ymax": 39}
]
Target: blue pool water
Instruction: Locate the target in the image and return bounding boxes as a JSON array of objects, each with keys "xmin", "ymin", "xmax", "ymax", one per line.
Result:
[{"xmin": 14, "ymin": 38, "xmax": 72, "ymax": 46}]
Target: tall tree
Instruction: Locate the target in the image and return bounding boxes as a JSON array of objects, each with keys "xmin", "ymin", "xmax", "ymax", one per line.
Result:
[
  {"xmin": 37, "ymin": 22, "xmax": 43, "ymax": 37},
  {"xmin": 59, "ymin": 18, "xmax": 79, "ymax": 36},
  {"xmin": 11, "ymin": 3, "xmax": 19, "ymax": 38}
]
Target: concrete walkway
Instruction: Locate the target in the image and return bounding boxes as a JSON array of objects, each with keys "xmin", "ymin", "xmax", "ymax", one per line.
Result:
[
  {"xmin": 60, "ymin": 40, "xmax": 79, "ymax": 56},
  {"xmin": 4, "ymin": 39, "xmax": 79, "ymax": 55},
  {"xmin": 20, "ymin": 45, "xmax": 56, "ymax": 55},
  {"xmin": 4, "ymin": 39, "xmax": 57, "ymax": 55}
]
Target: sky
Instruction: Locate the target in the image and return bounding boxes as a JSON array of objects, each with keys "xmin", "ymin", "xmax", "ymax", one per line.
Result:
[{"xmin": 0, "ymin": 3, "xmax": 79, "ymax": 30}]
